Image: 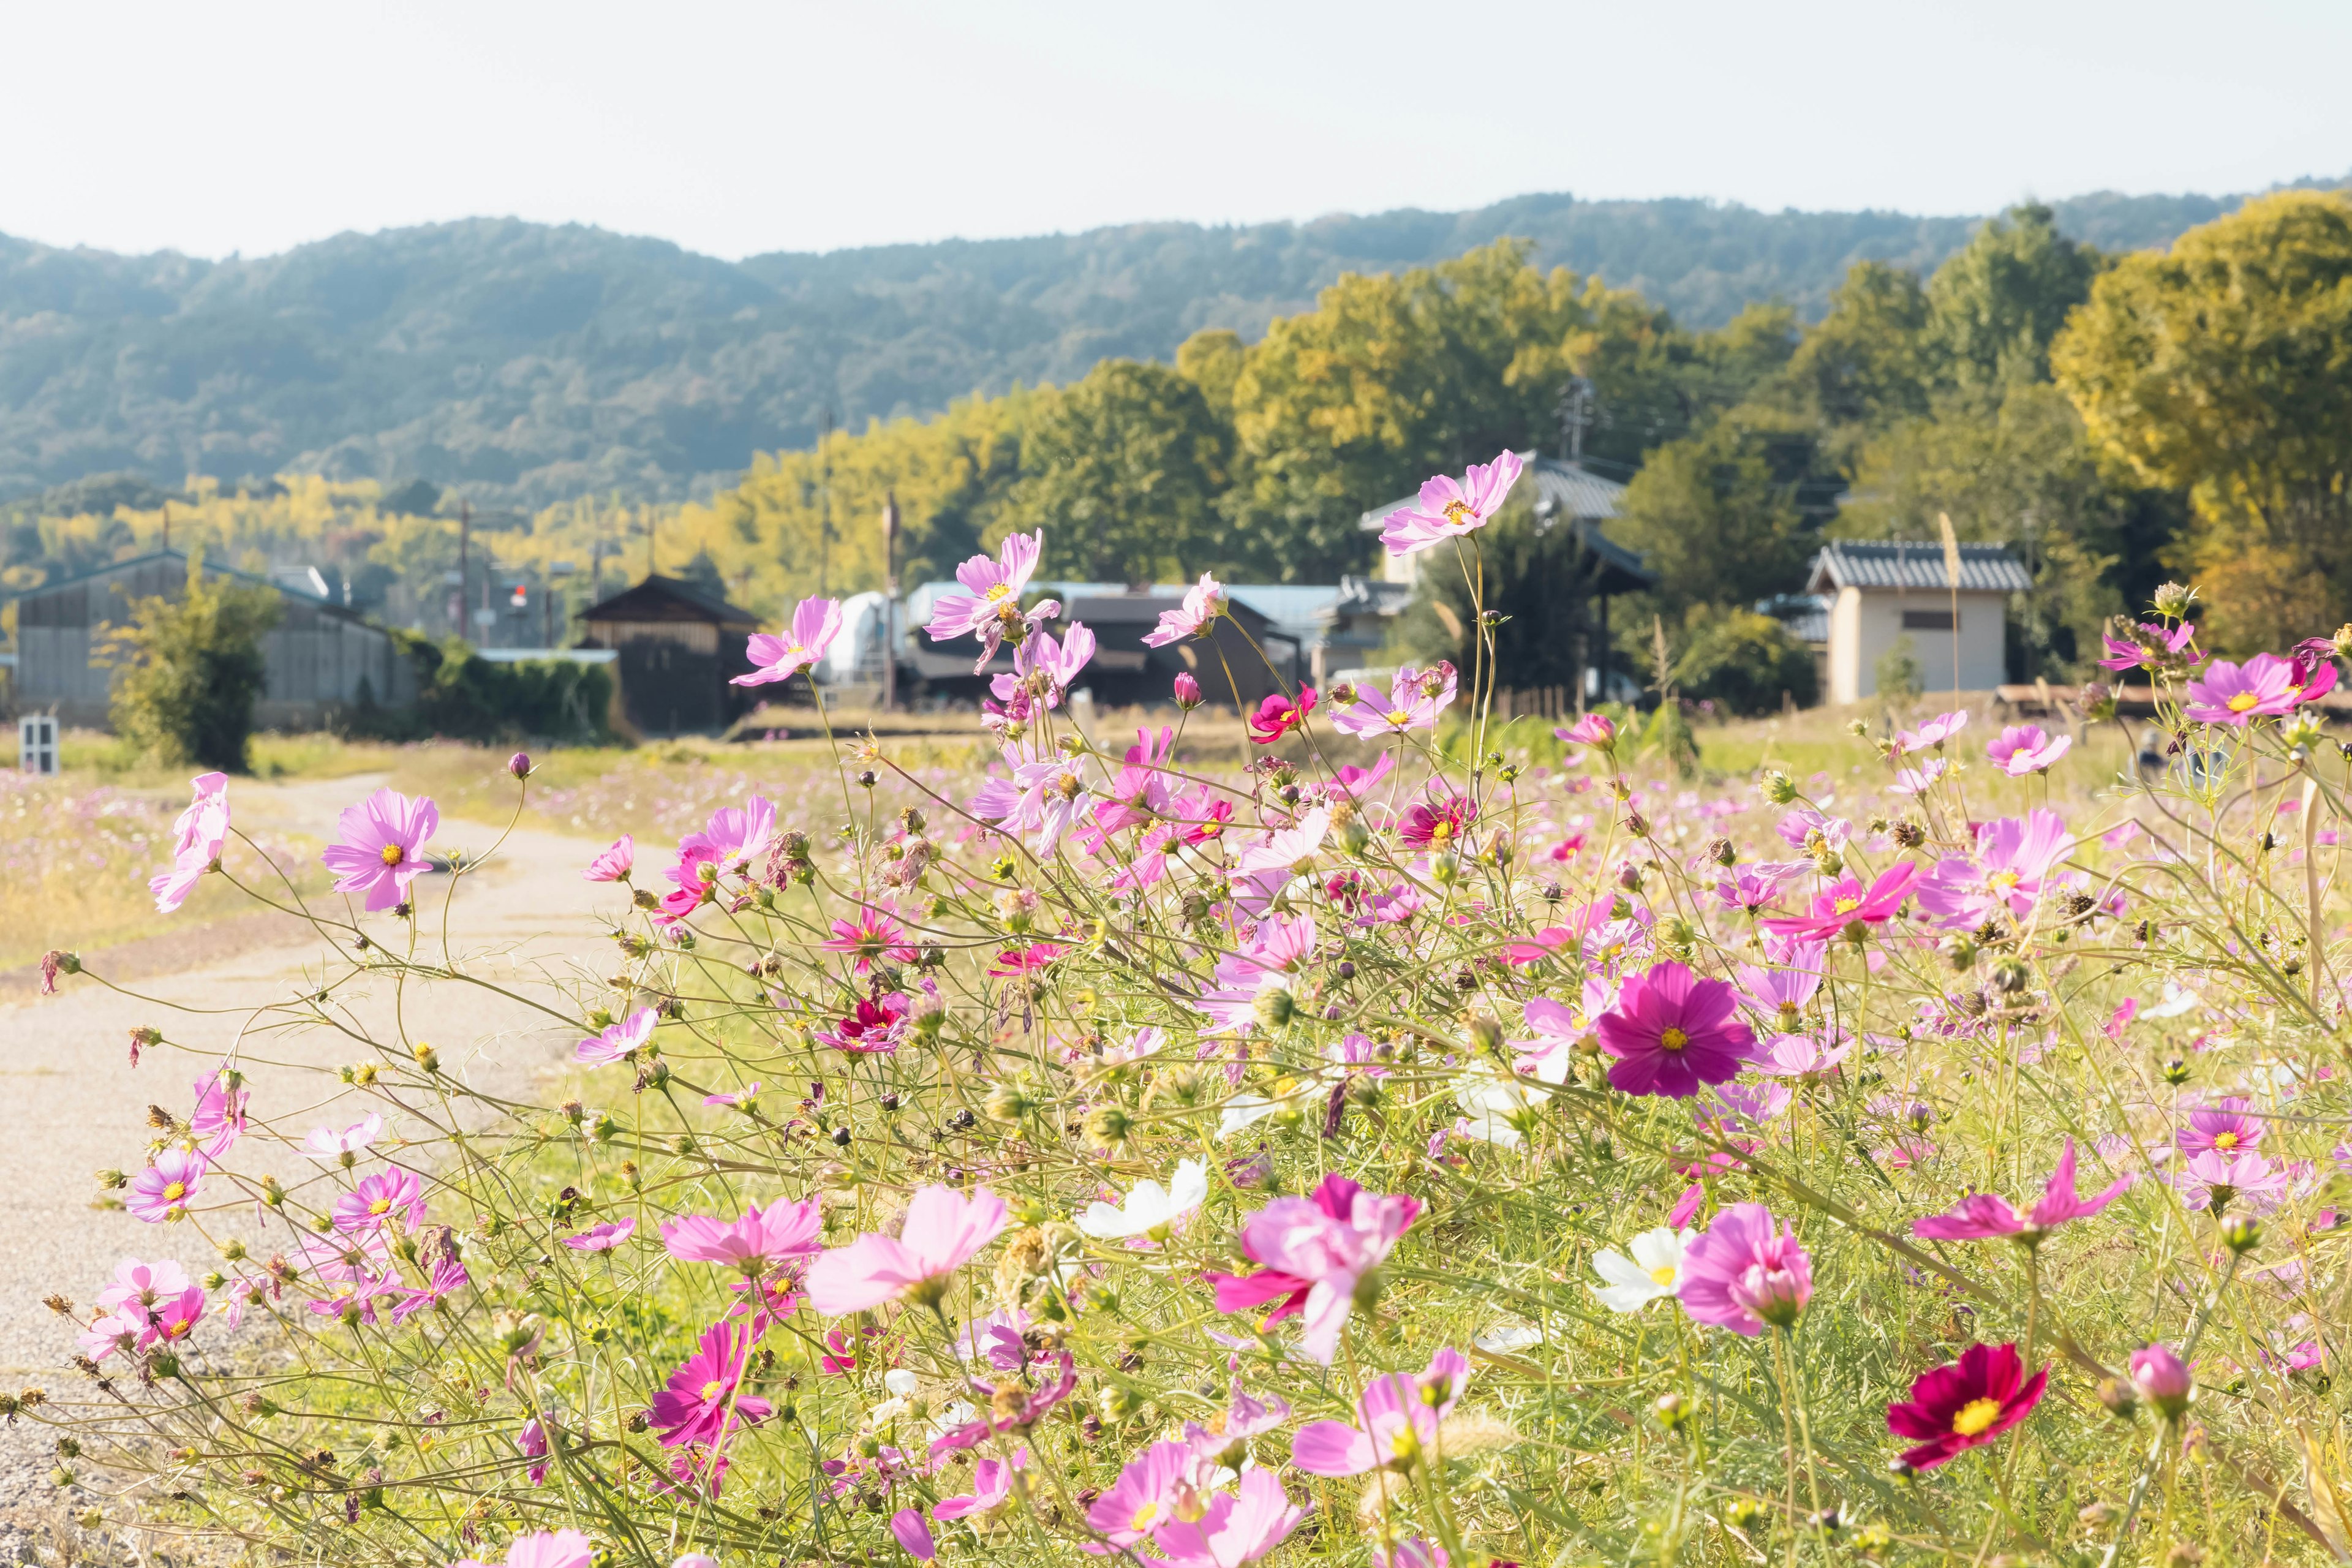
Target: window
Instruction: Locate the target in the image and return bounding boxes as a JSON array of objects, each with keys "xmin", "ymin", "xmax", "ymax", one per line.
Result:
[{"xmin": 1901, "ymin": 608, "xmax": 1956, "ymax": 631}]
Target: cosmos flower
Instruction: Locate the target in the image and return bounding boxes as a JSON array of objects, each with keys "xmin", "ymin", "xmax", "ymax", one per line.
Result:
[
  {"xmin": 1380, "ymin": 450, "xmax": 1524, "ymax": 556},
  {"xmin": 1398, "ymin": 791, "xmax": 1476, "ymax": 850},
  {"xmin": 1986, "ymin": 724, "xmax": 2073, "ymax": 775},
  {"xmin": 2177, "ymin": 1096, "xmax": 2264, "ymax": 1157},
  {"xmin": 822, "ymin": 906, "xmax": 918, "ymax": 974},
  {"xmin": 1246, "ymin": 688, "xmax": 1316, "ymax": 745},
  {"xmin": 452, "ymin": 1529, "xmax": 595, "ymax": 1568},
  {"xmin": 2173, "ymin": 1150, "xmax": 2290, "ymax": 1215},
  {"xmin": 1594, "ymin": 960, "xmax": 1757, "ymax": 1099},
  {"xmin": 2130, "ymin": 1343, "xmax": 2195, "ymax": 1419},
  {"xmin": 2185, "ymin": 652, "xmax": 2329, "ymax": 726},
  {"xmin": 924, "ymin": 530, "xmax": 1058, "ymax": 669},
  {"xmin": 562, "ymin": 1219, "xmax": 637, "ymax": 1253},
  {"xmin": 1590, "ymin": 1227, "xmax": 1698, "ymax": 1314},
  {"xmin": 1892, "ymin": 709, "xmax": 1969, "ymax": 753},
  {"xmin": 813, "ymin": 994, "xmax": 911, "ymax": 1054},
  {"xmin": 576, "ymin": 1007, "xmax": 657, "ymax": 1066},
  {"xmin": 889, "ymin": 1509, "xmax": 936, "ymax": 1561},
  {"xmin": 1676, "ymin": 1202, "xmax": 1812, "ymax": 1336},
  {"xmin": 150, "ymin": 771, "xmax": 230, "ymax": 913},
  {"xmin": 1151, "ymin": 1466, "xmax": 1308, "ymax": 1567},
  {"xmin": 1329, "ymin": 662, "xmax": 1458, "ymax": 738},
  {"xmin": 582, "ymin": 835, "xmax": 634, "ymax": 882},
  {"xmin": 1912, "ymin": 1138, "xmax": 2132, "ymax": 1244},
  {"xmin": 1203, "ymin": 1173, "xmax": 1420, "ymax": 1363},
  {"xmin": 805, "ymin": 1186, "xmax": 1009, "ymax": 1315},
  {"xmin": 931, "ymin": 1446, "xmax": 1025, "ymax": 1521},
  {"xmin": 320, "ymin": 787, "xmax": 438, "ymax": 913},
  {"xmin": 1760, "ymin": 862, "xmax": 1922, "ymax": 943},
  {"xmin": 1917, "ymin": 810, "xmax": 2075, "ymax": 928},
  {"xmin": 930, "ymin": 1352, "xmax": 1078, "ymax": 1455},
  {"xmin": 662, "ymin": 1198, "xmax": 823, "ymax": 1272},
  {"xmin": 1556, "ymin": 712, "xmax": 1616, "ymax": 752},
  {"xmin": 332, "ymin": 1168, "xmax": 426, "ymax": 1233},
  {"xmin": 126, "ymin": 1148, "xmax": 207, "ymax": 1224},
  {"xmin": 1291, "ymin": 1346, "xmax": 1470, "ymax": 1474},
  {"xmin": 1074, "ymin": 1158, "xmax": 1210, "ymax": 1242},
  {"xmin": 1142, "ymin": 573, "xmax": 1227, "ymax": 647},
  {"xmin": 734, "ymin": 597, "xmax": 843, "ymax": 687},
  {"xmin": 2098, "ymin": 620, "xmax": 2198, "ymax": 674},
  {"xmin": 648, "ymin": 1319, "xmax": 772, "ymax": 1449},
  {"xmin": 1885, "ymin": 1342, "xmax": 2047, "ymax": 1470}
]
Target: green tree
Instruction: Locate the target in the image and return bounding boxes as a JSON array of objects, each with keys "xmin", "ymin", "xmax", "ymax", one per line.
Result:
[
  {"xmin": 2052, "ymin": 190, "xmax": 2352, "ymax": 649},
  {"xmin": 1611, "ymin": 412, "xmax": 1819, "ymax": 618},
  {"xmin": 997, "ymin": 361, "xmax": 1228, "ymax": 583},
  {"xmin": 1928, "ymin": 203, "xmax": 2104, "ymax": 391},
  {"xmin": 103, "ymin": 551, "xmax": 282, "ymax": 771},
  {"xmin": 1398, "ymin": 494, "xmax": 1599, "ymax": 693},
  {"xmin": 1783, "ymin": 260, "xmax": 1933, "ymax": 437},
  {"xmin": 1671, "ymin": 607, "xmax": 1819, "ymax": 715}
]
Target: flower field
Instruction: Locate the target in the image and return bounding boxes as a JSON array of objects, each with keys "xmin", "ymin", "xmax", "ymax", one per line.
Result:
[{"xmin": 31, "ymin": 473, "xmax": 2352, "ymax": 1568}]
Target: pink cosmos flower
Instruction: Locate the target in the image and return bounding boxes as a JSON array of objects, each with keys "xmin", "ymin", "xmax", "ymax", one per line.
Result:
[
  {"xmin": 1202, "ymin": 1173, "xmax": 1421, "ymax": 1362},
  {"xmin": 1398, "ymin": 790, "xmax": 1476, "ymax": 850},
  {"xmin": 1594, "ymin": 960, "xmax": 1758, "ymax": 1099},
  {"xmin": 1329, "ymin": 750, "xmax": 1395, "ymax": 800},
  {"xmin": 516, "ymin": 1418, "xmax": 551, "ymax": 1485},
  {"xmin": 391, "ymin": 1256, "xmax": 470, "ymax": 1324},
  {"xmin": 2130, "ymin": 1343, "xmax": 2195, "ymax": 1418},
  {"xmin": 304, "ymin": 1114, "xmax": 385, "ymax": 1161},
  {"xmin": 932, "ymin": 1446, "xmax": 1025, "ymax": 1521},
  {"xmin": 1890, "ymin": 759, "xmax": 1948, "ymax": 796},
  {"xmin": 823, "ymin": 906, "xmax": 918, "ymax": 974},
  {"xmin": 1143, "ymin": 573, "xmax": 1227, "ymax": 647},
  {"xmin": 1090, "ymin": 1439, "xmax": 1209, "ymax": 1549},
  {"xmin": 974, "ymin": 756, "xmax": 1091, "ymax": 851},
  {"xmin": 79, "ymin": 1311, "xmax": 141, "ymax": 1362},
  {"xmin": 98, "ymin": 1257, "xmax": 193, "ymax": 1322},
  {"xmin": 1380, "ymin": 450, "xmax": 1524, "ymax": 556},
  {"xmin": 699, "ymin": 796, "xmax": 778, "ymax": 867},
  {"xmin": 805, "ymin": 1185, "xmax": 1009, "ymax": 1314},
  {"xmin": 1087, "ymin": 726, "xmax": 1177, "ymax": 842},
  {"xmin": 1986, "ymin": 724, "xmax": 2072, "ymax": 776},
  {"xmin": 1291, "ymin": 1346, "xmax": 1469, "ymax": 1475},
  {"xmin": 126, "ymin": 1148, "xmax": 206, "ymax": 1223},
  {"xmin": 1172, "ymin": 670, "xmax": 1205, "ymax": 707},
  {"xmin": 453, "ymin": 1528, "xmax": 595, "ymax": 1568},
  {"xmin": 1000, "ymin": 620, "xmax": 1096, "ymax": 706},
  {"xmin": 703, "ymin": 1082, "xmax": 761, "ymax": 1108},
  {"xmin": 1151, "ymin": 1467, "xmax": 1308, "ymax": 1568},
  {"xmin": 925, "ymin": 530, "xmax": 1057, "ymax": 670},
  {"xmin": 1513, "ymin": 979, "xmax": 1613, "ymax": 1079},
  {"xmin": 2099, "ymin": 620, "xmax": 2198, "ymax": 673},
  {"xmin": 889, "ymin": 1509, "xmax": 936, "ymax": 1561},
  {"xmin": 582, "ymin": 835, "xmax": 634, "ymax": 882},
  {"xmin": 1676, "ymin": 1202, "xmax": 1812, "ymax": 1335},
  {"xmin": 2178, "ymin": 1096, "xmax": 2264, "ymax": 1157},
  {"xmin": 663, "ymin": 1198, "xmax": 823, "ymax": 1272},
  {"xmin": 1886, "ymin": 1341, "xmax": 2048, "ymax": 1471},
  {"xmin": 1760, "ymin": 861, "xmax": 1922, "ymax": 943},
  {"xmin": 930, "ymin": 1352, "xmax": 1077, "ymax": 1454},
  {"xmin": 1556, "ymin": 712, "xmax": 1616, "ymax": 752},
  {"xmin": 1916, "ymin": 810, "xmax": 2073, "ymax": 928},
  {"xmin": 813, "ymin": 994, "xmax": 910, "ymax": 1054},
  {"xmin": 1912, "ymin": 1138, "xmax": 2132, "ymax": 1245},
  {"xmin": 2185, "ymin": 652, "xmax": 2329, "ymax": 725},
  {"xmin": 150, "ymin": 771, "xmax": 230, "ymax": 913},
  {"xmin": 1329, "ymin": 662, "xmax": 1458, "ymax": 739},
  {"xmin": 2173, "ymin": 1150, "xmax": 2290, "ymax": 1215},
  {"xmin": 564, "ymin": 1218, "xmax": 636, "ymax": 1252},
  {"xmin": 139, "ymin": 1285, "xmax": 206, "ymax": 1349},
  {"xmin": 734, "ymin": 597, "xmax": 843, "ymax": 687},
  {"xmin": 577, "ymin": 1006, "xmax": 656, "ymax": 1066},
  {"xmin": 321, "ymin": 786, "xmax": 438, "ymax": 912},
  {"xmin": 189, "ymin": 1066, "xmax": 247, "ymax": 1157},
  {"xmin": 333, "ymin": 1168, "xmax": 426, "ymax": 1233},
  {"xmin": 1735, "ymin": 943, "xmax": 1825, "ymax": 1031},
  {"xmin": 1893, "ymin": 709, "xmax": 1969, "ymax": 754},
  {"xmin": 649, "ymin": 1319, "xmax": 772, "ymax": 1449},
  {"xmin": 1754, "ymin": 1031, "xmax": 1855, "ymax": 1079},
  {"xmin": 1245, "ymin": 687, "xmax": 1316, "ymax": 745}
]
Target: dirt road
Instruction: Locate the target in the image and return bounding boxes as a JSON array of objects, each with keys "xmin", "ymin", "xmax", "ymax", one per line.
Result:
[{"xmin": 0, "ymin": 774, "xmax": 618, "ymax": 1558}]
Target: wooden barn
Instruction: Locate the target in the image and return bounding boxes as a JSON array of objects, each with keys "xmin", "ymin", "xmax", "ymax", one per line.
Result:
[
  {"xmin": 9, "ymin": 550, "xmax": 415, "ymax": 729},
  {"xmin": 578, "ymin": 576, "xmax": 761, "ymax": 736}
]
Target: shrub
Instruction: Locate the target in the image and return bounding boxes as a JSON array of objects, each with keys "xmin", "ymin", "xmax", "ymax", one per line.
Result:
[
  {"xmin": 101, "ymin": 550, "xmax": 281, "ymax": 771},
  {"xmin": 1671, "ymin": 608, "xmax": 1820, "ymax": 715},
  {"xmin": 347, "ymin": 634, "xmax": 613, "ymax": 744},
  {"xmin": 1875, "ymin": 631, "xmax": 1925, "ymax": 702}
]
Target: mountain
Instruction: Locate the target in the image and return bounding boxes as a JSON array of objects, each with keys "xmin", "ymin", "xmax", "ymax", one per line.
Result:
[{"xmin": 0, "ymin": 183, "xmax": 2320, "ymax": 508}]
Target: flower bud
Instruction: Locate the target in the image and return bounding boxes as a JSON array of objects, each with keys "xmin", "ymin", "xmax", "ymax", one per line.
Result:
[
  {"xmin": 2150, "ymin": 581, "xmax": 2195, "ymax": 620},
  {"xmin": 1081, "ymin": 1105, "xmax": 1133, "ymax": 1152},
  {"xmin": 1429, "ymin": 851, "xmax": 1460, "ymax": 886},
  {"xmin": 2220, "ymin": 1213, "xmax": 2262, "ymax": 1254},
  {"xmin": 1762, "ymin": 771, "xmax": 1798, "ymax": 805},
  {"xmin": 93, "ymin": 1169, "xmax": 126, "ymax": 1191},
  {"xmin": 1172, "ymin": 673, "xmax": 1204, "ymax": 709},
  {"xmin": 1252, "ymin": 985, "xmax": 1296, "ymax": 1029},
  {"xmin": 2130, "ymin": 1343, "xmax": 2194, "ymax": 1420},
  {"xmin": 1653, "ymin": 1392, "xmax": 1687, "ymax": 1430},
  {"xmin": 2096, "ymin": 1377, "xmax": 2137, "ymax": 1419},
  {"xmin": 507, "ymin": 752, "xmax": 532, "ymax": 780},
  {"xmin": 1989, "ymin": 957, "xmax": 2030, "ymax": 994},
  {"xmin": 1706, "ymin": 836, "xmax": 1736, "ymax": 867}
]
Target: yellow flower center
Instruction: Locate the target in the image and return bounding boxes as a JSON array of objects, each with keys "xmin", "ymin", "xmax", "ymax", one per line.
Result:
[
  {"xmin": 1387, "ymin": 709, "xmax": 1414, "ymax": 727},
  {"xmin": 2227, "ymin": 691, "xmax": 2260, "ymax": 713},
  {"xmin": 1951, "ymin": 1396, "xmax": 2003, "ymax": 1437},
  {"xmin": 2212, "ymin": 1131, "xmax": 2238, "ymax": 1150},
  {"xmin": 379, "ymin": 842, "xmax": 405, "ymax": 866},
  {"xmin": 368, "ymin": 1197, "xmax": 391, "ymax": 1215},
  {"xmin": 1648, "ymin": 1264, "xmax": 1678, "ymax": 1286},
  {"xmin": 1431, "ymin": 821, "xmax": 1454, "ymax": 843},
  {"xmin": 1988, "ymin": 870, "xmax": 2021, "ymax": 891},
  {"xmin": 1659, "ymin": 1027, "xmax": 1689, "ymax": 1052},
  {"xmin": 1129, "ymin": 1502, "xmax": 1159, "ymax": 1531},
  {"xmin": 701, "ymin": 1379, "xmax": 727, "ymax": 1401},
  {"xmin": 1833, "ymin": 896, "xmax": 1861, "ymax": 914},
  {"xmin": 1442, "ymin": 500, "xmax": 1474, "ymax": 530},
  {"xmin": 985, "ymin": 582, "xmax": 1014, "ymax": 602},
  {"xmin": 162, "ymin": 1181, "xmax": 187, "ymax": 1202},
  {"xmin": 1389, "ymin": 1426, "xmax": 1420, "ymax": 1460}
]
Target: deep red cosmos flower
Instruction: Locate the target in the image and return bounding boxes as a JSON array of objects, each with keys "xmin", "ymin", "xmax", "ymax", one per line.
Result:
[
  {"xmin": 1885, "ymin": 1341, "xmax": 2047, "ymax": 1470},
  {"xmin": 1247, "ymin": 687, "xmax": 1317, "ymax": 745},
  {"xmin": 1398, "ymin": 792, "xmax": 1477, "ymax": 850}
]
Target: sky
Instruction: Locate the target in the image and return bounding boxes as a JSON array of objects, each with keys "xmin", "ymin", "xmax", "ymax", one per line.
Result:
[{"xmin": 10, "ymin": 0, "xmax": 2350, "ymax": 262}]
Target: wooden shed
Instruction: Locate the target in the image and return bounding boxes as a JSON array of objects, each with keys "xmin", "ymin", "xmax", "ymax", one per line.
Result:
[
  {"xmin": 578, "ymin": 576, "xmax": 761, "ymax": 736},
  {"xmin": 9, "ymin": 549, "xmax": 415, "ymax": 729}
]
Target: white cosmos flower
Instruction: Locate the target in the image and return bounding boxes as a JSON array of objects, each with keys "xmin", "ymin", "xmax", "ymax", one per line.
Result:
[
  {"xmin": 1455, "ymin": 1071, "xmax": 1541, "ymax": 1147},
  {"xmin": 1472, "ymin": 1321, "xmax": 1543, "ymax": 1353},
  {"xmin": 1075, "ymin": 1158, "xmax": 1211, "ymax": 1240},
  {"xmin": 1590, "ymin": 1226, "xmax": 1698, "ymax": 1314}
]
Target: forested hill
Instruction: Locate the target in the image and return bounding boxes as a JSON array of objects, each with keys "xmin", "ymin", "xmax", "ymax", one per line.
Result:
[{"xmin": 0, "ymin": 183, "xmax": 2304, "ymax": 507}]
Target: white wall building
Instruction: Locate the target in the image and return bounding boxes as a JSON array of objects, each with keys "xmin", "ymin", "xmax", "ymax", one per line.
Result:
[{"xmin": 1806, "ymin": 541, "xmax": 2034, "ymax": 705}]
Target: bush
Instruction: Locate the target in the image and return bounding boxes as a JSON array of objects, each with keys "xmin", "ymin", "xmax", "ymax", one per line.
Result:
[
  {"xmin": 347, "ymin": 635, "xmax": 613, "ymax": 744},
  {"xmin": 101, "ymin": 550, "xmax": 281, "ymax": 771},
  {"xmin": 1875, "ymin": 631, "xmax": 1925, "ymax": 702},
  {"xmin": 1670, "ymin": 608, "xmax": 1820, "ymax": 715}
]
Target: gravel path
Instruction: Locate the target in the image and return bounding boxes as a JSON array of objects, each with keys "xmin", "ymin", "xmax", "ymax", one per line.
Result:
[{"xmin": 0, "ymin": 775, "xmax": 617, "ymax": 1562}]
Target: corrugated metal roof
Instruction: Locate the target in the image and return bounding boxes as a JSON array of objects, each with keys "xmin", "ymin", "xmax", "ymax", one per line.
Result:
[
  {"xmin": 1806, "ymin": 540, "xmax": 2034, "ymax": 595},
  {"xmin": 4, "ymin": 548, "xmax": 349, "ymax": 611}
]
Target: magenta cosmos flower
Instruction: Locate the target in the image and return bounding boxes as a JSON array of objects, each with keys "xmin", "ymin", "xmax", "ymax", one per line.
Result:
[
  {"xmin": 1246, "ymin": 687, "xmax": 1316, "ymax": 745},
  {"xmin": 1379, "ymin": 450, "xmax": 1524, "ymax": 556},
  {"xmin": 1912, "ymin": 1138, "xmax": 2132, "ymax": 1245},
  {"xmin": 1143, "ymin": 572, "xmax": 1227, "ymax": 647},
  {"xmin": 1677, "ymin": 1202, "xmax": 1811, "ymax": 1335},
  {"xmin": 1556, "ymin": 712, "xmax": 1616, "ymax": 752},
  {"xmin": 1986, "ymin": 723, "xmax": 2072, "ymax": 776},
  {"xmin": 320, "ymin": 786, "xmax": 438, "ymax": 912},
  {"xmin": 805, "ymin": 1185, "xmax": 1009, "ymax": 1314},
  {"xmin": 889, "ymin": 1509, "xmax": 936, "ymax": 1561},
  {"xmin": 2099, "ymin": 620, "xmax": 2198, "ymax": 674},
  {"xmin": 649, "ymin": 1318, "xmax": 771, "ymax": 1448},
  {"xmin": 150, "ymin": 771, "xmax": 230, "ymax": 914},
  {"xmin": 734, "ymin": 596, "xmax": 843, "ymax": 687},
  {"xmin": 1886, "ymin": 1341, "xmax": 2047, "ymax": 1471},
  {"xmin": 1202, "ymin": 1172, "xmax": 1420, "ymax": 1362},
  {"xmin": 1760, "ymin": 861, "xmax": 1921, "ymax": 943},
  {"xmin": 823, "ymin": 906, "xmax": 918, "ymax": 974},
  {"xmin": 1594, "ymin": 960, "xmax": 1757, "ymax": 1099},
  {"xmin": 1291, "ymin": 1346, "xmax": 1469, "ymax": 1475},
  {"xmin": 2178, "ymin": 1096, "xmax": 2264, "ymax": 1156},
  {"xmin": 1398, "ymin": 790, "xmax": 1476, "ymax": 850},
  {"xmin": 2185, "ymin": 652, "xmax": 2333, "ymax": 725},
  {"xmin": 581, "ymin": 834, "xmax": 633, "ymax": 882},
  {"xmin": 1329, "ymin": 662, "xmax": 1458, "ymax": 739},
  {"xmin": 453, "ymin": 1529, "xmax": 595, "ymax": 1568}
]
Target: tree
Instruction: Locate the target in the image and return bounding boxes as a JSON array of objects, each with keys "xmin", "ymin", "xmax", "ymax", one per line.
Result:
[
  {"xmin": 104, "ymin": 551, "xmax": 282, "ymax": 771},
  {"xmin": 1398, "ymin": 494, "xmax": 1599, "ymax": 694},
  {"xmin": 2052, "ymin": 190, "xmax": 2352, "ymax": 649},
  {"xmin": 1784, "ymin": 261, "xmax": 1932, "ymax": 436},
  {"xmin": 1926, "ymin": 203, "xmax": 2105, "ymax": 391},
  {"xmin": 1672, "ymin": 608, "xmax": 1819, "ymax": 715},
  {"xmin": 1611, "ymin": 412, "xmax": 1819, "ymax": 619},
  {"xmin": 997, "ymin": 361, "xmax": 1228, "ymax": 583}
]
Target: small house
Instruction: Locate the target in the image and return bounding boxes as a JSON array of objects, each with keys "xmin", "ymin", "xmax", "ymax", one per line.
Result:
[
  {"xmin": 578, "ymin": 576, "xmax": 761, "ymax": 736},
  {"xmin": 9, "ymin": 549, "xmax": 415, "ymax": 729},
  {"xmin": 1806, "ymin": 541, "xmax": 2034, "ymax": 704},
  {"xmin": 1057, "ymin": 592, "xmax": 1297, "ymax": 709}
]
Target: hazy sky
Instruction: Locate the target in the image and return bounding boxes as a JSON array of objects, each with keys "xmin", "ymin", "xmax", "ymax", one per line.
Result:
[{"xmin": 12, "ymin": 0, "xmax": 2348, "ymax": 262}]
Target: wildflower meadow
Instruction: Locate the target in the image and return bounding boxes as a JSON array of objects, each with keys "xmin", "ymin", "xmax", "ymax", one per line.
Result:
[{"xmin": 29, "ymin": 452, "xmax": 2352, "ymax": 1568}]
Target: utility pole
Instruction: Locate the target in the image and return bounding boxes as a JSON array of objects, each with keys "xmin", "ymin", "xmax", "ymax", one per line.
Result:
[
  {"xmin": 1557, "ymin": 375, "xmax": 1595, "ymax": 465},
  {"xmin": 458, "ymin": 502, "xmax": 471, "ymax": 640},
  {"xmin": 880, "ymin": 491, "xmax": 900, "ymax": 712}
]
